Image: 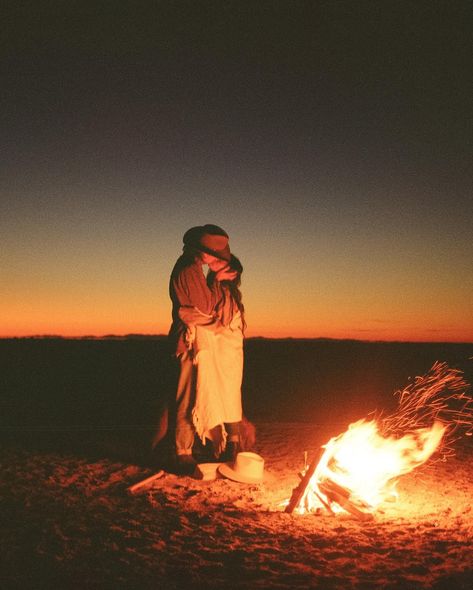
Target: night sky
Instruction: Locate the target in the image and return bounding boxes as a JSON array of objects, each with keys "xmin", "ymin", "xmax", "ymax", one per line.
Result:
[{"xmin": 2, "ymin": 2, "xmax": 472, "ymax": 340}]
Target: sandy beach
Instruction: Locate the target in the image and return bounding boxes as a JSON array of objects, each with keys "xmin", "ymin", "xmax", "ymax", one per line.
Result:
[{"xmin": 2, "ymin": 422, "xmax": 473, "ymax": 589}]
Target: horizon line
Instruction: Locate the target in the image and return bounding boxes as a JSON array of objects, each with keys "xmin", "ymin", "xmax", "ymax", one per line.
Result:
[{"xmin": 1, "ymin": 333, "xmax": 472, "ymax": 345}]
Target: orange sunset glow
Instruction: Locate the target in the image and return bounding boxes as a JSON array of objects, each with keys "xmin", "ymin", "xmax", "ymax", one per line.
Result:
[
  {"xmin": 2, "ymin": 251, "xmax": 472, "ymax": 342},
  {"xmin": 2, "ymin": 213, "xmax": 473, "ymax": 342}
]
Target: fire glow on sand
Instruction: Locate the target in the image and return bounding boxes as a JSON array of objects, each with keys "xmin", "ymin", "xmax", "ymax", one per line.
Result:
[{"xmin": 285, "ymin": 362, "xmax": 473, "ymax": 520}]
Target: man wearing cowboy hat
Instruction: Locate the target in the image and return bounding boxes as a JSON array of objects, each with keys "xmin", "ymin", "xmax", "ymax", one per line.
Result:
[{"xmin": 165, "ymin": 224, "xmax": 238, "ymax": 474}]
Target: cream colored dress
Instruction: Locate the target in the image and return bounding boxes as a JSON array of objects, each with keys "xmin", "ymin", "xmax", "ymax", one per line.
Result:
[{"xmin": 190, "ymin": 309, "xmax": 243, "ymax": 455}]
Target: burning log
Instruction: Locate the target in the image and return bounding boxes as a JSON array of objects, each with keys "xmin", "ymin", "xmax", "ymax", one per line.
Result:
[
  {"xmin": 318, "ymin": 479, "xmax": 373, "ymax": 521},
  {"xmin": 285, "ymin": 456, "xmax": 373, "ymax": 520},
  {"xmin": 285, "ymin": 454, "xmax": 320, "ymax": 514}
]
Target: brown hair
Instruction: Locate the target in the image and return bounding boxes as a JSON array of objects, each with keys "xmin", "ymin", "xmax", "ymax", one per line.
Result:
[{"xmin": 208, "ymin": 255, "xmax": 246, "ymax": 333}]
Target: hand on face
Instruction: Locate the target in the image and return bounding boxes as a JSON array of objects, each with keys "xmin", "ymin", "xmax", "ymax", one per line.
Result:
[
  {"xmin": 215, "ymin": 266, "xmax": 238, "ymax": 281},
  {"xmin": 204, "ymin": 256, "xmax": 238, "ymax": 281},
  {"xmin": 207, "ymin": 258, "xmax": 236, "ymax": 281},
  {"xmin": 208, "ymin": 258, "xmax": 228, "ymax": 272}
]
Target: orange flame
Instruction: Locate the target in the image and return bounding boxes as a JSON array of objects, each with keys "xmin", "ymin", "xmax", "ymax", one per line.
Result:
[
  {"xmin": 297, "ymin": 419, "xmax": 446, "ymax": 515},
  {"xmin": 288, "ymin": 362, "xmax": 473, "ymax": 517}
]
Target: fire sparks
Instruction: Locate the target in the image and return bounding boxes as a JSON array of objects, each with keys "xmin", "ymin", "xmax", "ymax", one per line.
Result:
[{"xmin": 286, "ymin": 362, "xmax": 473, "ymax": 519}]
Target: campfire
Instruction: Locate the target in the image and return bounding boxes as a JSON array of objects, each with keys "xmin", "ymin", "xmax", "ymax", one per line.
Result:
[{"xmin": 285, "ymin": 362, "xmax": 473, "ymax": 520}]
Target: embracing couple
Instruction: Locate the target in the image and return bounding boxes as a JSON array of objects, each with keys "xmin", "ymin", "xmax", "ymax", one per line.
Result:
[{"xmin": 154, "ymin": 224, "xmax": 254, "ymax": 475}]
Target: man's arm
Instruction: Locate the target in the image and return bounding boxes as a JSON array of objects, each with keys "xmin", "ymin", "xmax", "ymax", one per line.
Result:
[
  {"xmin": 178, "ymin": 305, "xmax": 216, "ymax": 326},
  {"xmin": 172, "ymin": 264, "xmax": 216, "ymax": 325}
]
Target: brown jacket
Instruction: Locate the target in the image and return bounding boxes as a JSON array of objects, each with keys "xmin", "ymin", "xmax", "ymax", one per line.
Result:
[{"xmin": 168, "ymin": 256, "xmax": 217, "ymax": 356}]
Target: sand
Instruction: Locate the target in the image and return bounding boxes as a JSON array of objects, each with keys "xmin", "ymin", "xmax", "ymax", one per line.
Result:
[{"xmin": 2, "ymin": 422, "xmax": 472, "ymax": 590}]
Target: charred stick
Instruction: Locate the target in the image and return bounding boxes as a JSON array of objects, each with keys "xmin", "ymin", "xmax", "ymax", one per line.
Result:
[
  {"xmin": 285, "ymin": 452, "xmax": 322, "ymax": 514},
  {"xmin": 128, "ymin": 470, "xmax": 165, "ymax": 494}
]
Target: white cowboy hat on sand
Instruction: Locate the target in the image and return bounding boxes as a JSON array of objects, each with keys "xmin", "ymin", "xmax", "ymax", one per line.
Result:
[{"xmin": 218, "ymin": 452, "xmax": 265, "ymax": 484}]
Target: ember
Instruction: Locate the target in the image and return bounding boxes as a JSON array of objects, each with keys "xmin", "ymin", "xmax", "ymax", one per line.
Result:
[{"xmin": 286, "ymin": 362, "xmax": 473, "ymax": 519}]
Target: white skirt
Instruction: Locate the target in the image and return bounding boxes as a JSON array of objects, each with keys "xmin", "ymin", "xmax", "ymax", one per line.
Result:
[{"xmin": 191, "ymin": 313, "xmax": 243, "ymax": 454}]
